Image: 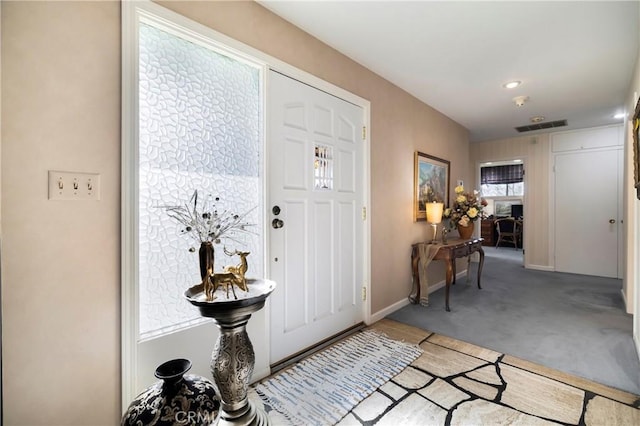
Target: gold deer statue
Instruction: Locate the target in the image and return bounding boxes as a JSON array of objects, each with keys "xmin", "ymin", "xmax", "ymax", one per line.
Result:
[
  {"xmin": 202, "ymin": 248, "xmax": 251, "ymax": 301},
  {"xmin": 202, "ymin": 264, "xmax": 237, "ymax": 302},
  {"xmin": 210, "ymin": 271, "xmax": 239, "ymax": 300},
  {"xmin": 223, "ymin": 247, "xmax": 250, "ymax": 292}
]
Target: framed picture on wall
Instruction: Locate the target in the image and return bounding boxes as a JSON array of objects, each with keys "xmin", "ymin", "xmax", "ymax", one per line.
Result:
[
  {"xmin": 633, "ymin": 98, "xmax": 640, "ymax": 199},
  {"xmin": 494, "ymin": 200, "xmax": 523, "ymax": 217},
  {"xmin": 414, "ymin": 151, "xmax": 450, "ymax": 221}
]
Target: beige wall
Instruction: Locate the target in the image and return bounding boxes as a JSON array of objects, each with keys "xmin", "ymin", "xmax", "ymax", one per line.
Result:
[
  {"xmin": 624, "ymin": 37, "xmax": 640, "ymax": 321},
  {"xmin": 470, "ymin": 134, "xmax": 551, "ymax": 268},
  {"xmin": 1, "ymin": 0, "xmax": 469, "ymax": 423},
  {"xmin": 1, "ymin": 1, "xmax": 122, "ymax": 424}
]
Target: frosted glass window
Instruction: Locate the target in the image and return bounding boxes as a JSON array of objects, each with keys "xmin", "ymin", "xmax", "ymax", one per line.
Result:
[{"xmin": 138, "ymin": 23, "xmax": 263, "ymax": 338}]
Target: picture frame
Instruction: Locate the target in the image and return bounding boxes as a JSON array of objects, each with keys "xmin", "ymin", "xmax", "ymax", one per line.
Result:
[
  {"xmin": 632, "ymin": 98, "xmax": 640, "ymax": 199},
  {"xmin": 494, "ymin": 200, "xmax": 523, "ymax": 217},
  {"xmin": 414, "ymin": 151, "xmax": 450, "ymax": 221}
]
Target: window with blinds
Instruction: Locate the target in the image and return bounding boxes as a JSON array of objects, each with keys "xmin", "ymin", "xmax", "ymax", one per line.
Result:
[{"xmin": 480, "ymin": 164, "xmax": 524, "ymax": 197}]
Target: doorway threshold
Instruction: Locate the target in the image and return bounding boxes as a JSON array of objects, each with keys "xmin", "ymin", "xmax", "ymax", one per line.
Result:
[{"xmin": 270, "ymin": 322, "xmax": 365, "ymax": 374}]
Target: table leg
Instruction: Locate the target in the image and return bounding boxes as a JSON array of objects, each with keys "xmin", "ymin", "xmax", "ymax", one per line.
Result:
[
  {"xmin": 477, "ymin": 246, "xmax": 484, "ymax": 289},
  {"xmin": 452, "ymin": 260, "xmax": 457, "ymax": 285},
  {"xmin": 408, "ymin": 246, "xmax": 420, "ymax": 304},
  {"xmin": 445, "ymin": 259, "xmax": 454, "ymax": 312}
]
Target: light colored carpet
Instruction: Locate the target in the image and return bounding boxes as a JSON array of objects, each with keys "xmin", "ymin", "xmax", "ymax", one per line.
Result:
[{"xmin": 388, "ymin": 246, "xmax": 640, "ymax": 395}]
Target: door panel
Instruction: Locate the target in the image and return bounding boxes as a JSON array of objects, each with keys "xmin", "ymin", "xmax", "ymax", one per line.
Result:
[
  {"xmin": 313, "ymin": 200, "xmax": 334, "ymax": 321},
  {"xmin": 338, "ymin": 149, "xmax": 356, "ymax": 192},
  {"xmin": 555, "ymin": 149, "xmax": 620, "ymax": 277},
  {"xmin": 269, "ymin": 71, "xmax": 364, "ymax": 363},
  {"xmin": 338, "ymin": 201, "xmax": 357, "ymax": 310},
  {"xmin": 283, "ymin": 137, "xmax": 308, "ymax": 190},
  {"xmin": 282, "ymin": 199, "xmax": 307, "ymax": 333}
]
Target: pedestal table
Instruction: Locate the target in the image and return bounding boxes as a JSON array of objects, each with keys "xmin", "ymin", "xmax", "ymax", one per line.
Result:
[{"xmin": 185, "ymin": 278, "xmax": 276, "ymax": 426}]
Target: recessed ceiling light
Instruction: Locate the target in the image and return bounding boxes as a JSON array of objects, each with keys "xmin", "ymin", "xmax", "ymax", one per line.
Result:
[
  {"xmin": 503, "ymin": 81, "xmax": 521, "ymax": 89},
  {"xmin": 530, "ymin": 116, "xmax": 545, "ymax": 123},
  {"xmin": 614, "ymin": 112, "xmax": 626, "ymax": 119}
]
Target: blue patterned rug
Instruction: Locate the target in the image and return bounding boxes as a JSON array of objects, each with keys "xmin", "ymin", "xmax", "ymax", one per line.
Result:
[{"xmin": 254, "ymin": 330, "xmax": 423, "ymax": 425}]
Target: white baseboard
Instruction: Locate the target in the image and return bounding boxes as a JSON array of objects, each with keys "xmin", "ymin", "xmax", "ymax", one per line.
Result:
[
  {"xmin": 370, "ymin": 271, "xmax": 466, "ymax": 323},
  {"xmin": 620, "ymin": 288, "xmax": 634, "ymax": 315},
  {"xmin": 251, "ymin": 366, "xmax": 272, "ymax": 384},
  {"xmin": 369, "ymin": 298, "xmax": 410, "ymax": 323},
  {"xmin": 525, "ymin": 263, "xmax": 554, "ymax": 272}
]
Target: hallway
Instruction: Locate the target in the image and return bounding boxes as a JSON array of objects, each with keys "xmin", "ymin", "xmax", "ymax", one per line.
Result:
[{"xmin": 388, "ymin": 247, "xmax": 640, "ymax": 395}]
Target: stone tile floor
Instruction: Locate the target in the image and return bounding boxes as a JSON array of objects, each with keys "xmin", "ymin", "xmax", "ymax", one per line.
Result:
[{"xmin": 250, "ymin": 319, "xmax": 640, "ymax": 425}]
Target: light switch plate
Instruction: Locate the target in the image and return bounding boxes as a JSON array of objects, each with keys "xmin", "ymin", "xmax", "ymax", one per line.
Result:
[{"xmin": 48, "ymin": 171, "xmax": 101, "ymax": 200}]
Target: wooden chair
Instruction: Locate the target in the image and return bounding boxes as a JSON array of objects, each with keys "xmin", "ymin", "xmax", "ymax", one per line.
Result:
[{"xmin": 495, "ymin": 218, "xmax": 522, "ymax": 249}]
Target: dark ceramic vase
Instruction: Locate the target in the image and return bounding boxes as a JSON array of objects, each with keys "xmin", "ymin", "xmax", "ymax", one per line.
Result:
[
  {"xmin": 199, "ymin": 242, "xmax": 215, "ymax": 281},
  {"xmin": 121, "ymin": 359, "xmax": 220, "ymax": 426}
]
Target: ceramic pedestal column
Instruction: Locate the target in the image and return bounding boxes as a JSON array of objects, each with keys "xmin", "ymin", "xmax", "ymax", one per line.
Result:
[{"xmin": 186, "ymin": 279, "xmax": 276, "ymax": 426}]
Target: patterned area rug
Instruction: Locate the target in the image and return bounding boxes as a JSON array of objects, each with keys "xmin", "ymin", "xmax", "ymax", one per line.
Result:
[{"xmin": 254, "ymin": 330, "xmax": 423, "ymax": 425}]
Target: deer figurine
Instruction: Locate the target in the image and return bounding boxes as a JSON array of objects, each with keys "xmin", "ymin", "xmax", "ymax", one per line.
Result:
[
  {"xmin": 210, "ymin": 271, "xmax": 239, "ymax": 300},
  {"xmin": 203, "ymin": 266, "xmax": 217, "ymax": 301},
  {"xmin": 223, "ymin": 247, "xmax": 250, "ymax": 292}
]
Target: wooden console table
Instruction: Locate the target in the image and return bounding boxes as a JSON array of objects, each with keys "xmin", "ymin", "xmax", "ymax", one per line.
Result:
[{"xmin": 409, "ymin": 238, "xmax": 484, "ymax": 312}]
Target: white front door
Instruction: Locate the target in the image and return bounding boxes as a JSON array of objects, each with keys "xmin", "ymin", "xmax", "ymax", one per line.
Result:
[
  {"xmin": 554, "ymin": 148, "xmax": 621, "ymax": 278},
  {"xmin": 268, "ymin": 71, "xmax": 365, "ymax": 363}
]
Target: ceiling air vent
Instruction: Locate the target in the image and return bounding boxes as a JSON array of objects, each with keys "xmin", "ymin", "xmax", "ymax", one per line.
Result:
[{"xmin": 515, "ymin": 119, "xmax": 567, "ymax": 133}]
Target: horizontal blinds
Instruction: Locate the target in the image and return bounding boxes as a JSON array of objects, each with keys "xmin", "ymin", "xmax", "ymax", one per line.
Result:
[{"xmin": 481, "ymin": 164, "xmax": 523, "ymax": 184}]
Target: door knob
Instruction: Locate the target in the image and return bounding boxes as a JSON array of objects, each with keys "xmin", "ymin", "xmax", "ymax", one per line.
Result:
[
  {"xmin": 609, "ymin": 219, "xmax": 616, "ymax": 224},
  {"xmin": 272, "ymin": 218, "xmax": 284, "ymax": 229}
]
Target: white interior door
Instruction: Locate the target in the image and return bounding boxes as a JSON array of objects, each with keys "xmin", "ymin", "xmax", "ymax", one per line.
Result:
[
  {"xmin": 268, "ymin": 71, "xmax": 365, "ymax": 363},
  {"xmin": 555, "ymin": 148, "xmax": 621, "ymax": 277}
]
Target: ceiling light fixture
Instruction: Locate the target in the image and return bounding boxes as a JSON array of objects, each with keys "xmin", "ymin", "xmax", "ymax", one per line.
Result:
[
  {"xmin": 503, "ymin": 81, "xmax": 521, "ymax": 89},
  {"xmin": 530, "ymin": 116, "xmax": 545, "ymax": 123}
]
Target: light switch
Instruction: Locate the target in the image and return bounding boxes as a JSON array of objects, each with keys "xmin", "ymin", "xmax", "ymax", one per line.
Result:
[{"xmin": 48, "ymin": 171, "xmax": 101, "ymax": 200}]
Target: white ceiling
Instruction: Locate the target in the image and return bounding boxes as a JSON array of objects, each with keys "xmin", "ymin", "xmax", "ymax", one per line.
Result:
[{"xmin": 259, "ymin": 1, "xmax": 639, "ymax": 142}]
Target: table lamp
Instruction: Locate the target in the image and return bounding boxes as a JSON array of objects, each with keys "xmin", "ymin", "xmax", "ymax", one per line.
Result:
[{"xmin": 425, "ymin": 201, "xmax": 444, "ymax": 244}]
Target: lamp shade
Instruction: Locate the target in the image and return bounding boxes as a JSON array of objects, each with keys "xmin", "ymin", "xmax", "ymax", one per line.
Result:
[{"xmin": 426, "ymin": 202, "xmax": 443, "ymax": 224}]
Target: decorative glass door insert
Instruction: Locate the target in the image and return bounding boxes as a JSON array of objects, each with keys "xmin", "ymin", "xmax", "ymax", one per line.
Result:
[{"xmin": 314, "ymin": 143, "xmax": 333, "ymax": 190}]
